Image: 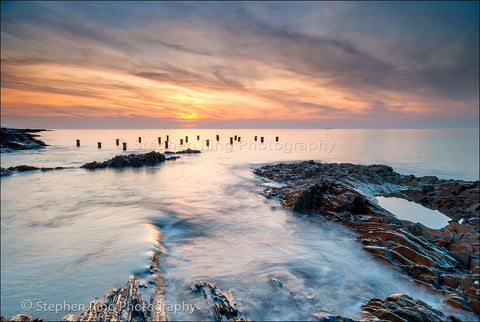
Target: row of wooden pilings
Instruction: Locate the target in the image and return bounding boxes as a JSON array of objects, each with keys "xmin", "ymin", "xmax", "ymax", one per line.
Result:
[{"xmin": 76, "ymin": 135, "xmax": 279, "ymax": 151}]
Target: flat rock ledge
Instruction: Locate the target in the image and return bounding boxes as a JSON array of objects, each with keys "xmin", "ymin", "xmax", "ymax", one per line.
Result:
[
  {"xmin": 1, "ymin": 165, "xmax": 65, "ymax": 176},
  {"xmin": 255, "ymin": 161, "xmax": 480, "ymax": 316},
  {"xmin": 0, "ymin": 128, "xmax": 48, "ymax": 152},
  {"xmin": 164, "ymin": 148, "xmax": 201, "ymax": 154},
  {"xmin": 81, "ymin": 151, "xmax": 167, "ymax": 169}
]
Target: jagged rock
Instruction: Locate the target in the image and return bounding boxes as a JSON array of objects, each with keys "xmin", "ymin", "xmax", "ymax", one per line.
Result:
[
  {"xmin": 1, "ymin": 167, "xmax": 12, "ymax": 176},
  {"xmin": 164, "ymin": 148, "xmax": 201, "ymax": 154},
  {"xmin": 61, "ymin": 314, "xmax": 78, "ymax": 321},
  {"xmin": 80, "ymin": 276, "xmax": 149, "ymax": 322},
  {"xmin": 255, "ymin": 161, "xmax": 480, "ymax": 315},
  {"xmin": 254, "ymin": 161, "xmax": 479, "ymax": 220},
  {"xmin": 0, "ymin": 128, "xmax": 48, "ymax": 152},
  {"xmin": 312, "ymin": 314, "xmax": 355, "ymax": 321},
  {"xmin": 148, "ymin": 249, "xmax": 168, "ymax": 322},
  {"xmin": 361, "ymin": 294, "xmax": 452, "ymax": 322},
  {"xmin": 81, "ymin": 151, "xmax": 166, "ymax": 169},
  {"xmin": 269, "ymin": 277, "xmax": 283, "ymax": 288},
  {"xmin": 6, "ymin": 315, "xmax": 42, "ymax": 322},
  {"xmin": 191, "ymin": 282, "xmax": 246, "ymax": 321}
]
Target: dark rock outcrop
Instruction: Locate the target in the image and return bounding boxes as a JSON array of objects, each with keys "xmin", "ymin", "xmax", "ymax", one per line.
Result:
[
  {"xmin": 164, "ymin": 148, "xmax": 201, "ymax": 154},
  {"xmin": 191, "ymin": 282, "xmax": 246, "ymax": 321},
  {"xmin": 0, "ymin": 128, "xmax": 48, "ymax": 152},
  {"xmin": 255, "ymin": 161, "xmax": 480, "ymax": 315},
  {"xmin": 81, "ymin": 151, "xmax": 166, "ymax": 169},
  {"xmin": 1, "ymin": 167, "xmax": 12, "ymax": 176},
  {"xmin": 361, "ymin": 294, "xmax": 455, "ymax": 322},
  {"xmin": 254, "ymin": 161, "xmax": 479, "ymax": 221},
  {"xmin": 0, "ymin": 315, "xmax": 42, "ymax": 322},
  {"xmin": 1, "ymin": 166, "xmax": 65, "ymax": 176},
  {"xmin": 80, "ymin": 276, "xmax": 149, "ymax": 322}
]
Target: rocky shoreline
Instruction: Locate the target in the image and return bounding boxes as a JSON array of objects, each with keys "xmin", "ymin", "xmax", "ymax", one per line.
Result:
[
  {"xmin": 254, "ymin": 161, "xmax": 479, "ymax": 319},
  {"xmin": 0, "ymin": 128, "xmax": 48, "ymax": 152},
  {"xmin": 1, "ymin": 149, "xmax": 202, "ymax": 175},
  {"xmin": 2, "ymin": 160, "xmax": 478, "ymax": 321}
]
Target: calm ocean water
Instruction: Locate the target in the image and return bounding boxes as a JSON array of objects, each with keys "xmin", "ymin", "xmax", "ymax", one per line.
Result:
[{"xmin": 1, "ymin": 129, "xmax": 478, "ymax": 320}]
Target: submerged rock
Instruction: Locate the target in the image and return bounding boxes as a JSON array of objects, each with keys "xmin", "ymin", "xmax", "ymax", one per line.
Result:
[
  {"xmin": 191, "ymin": 281, "xmax": 247, "ymax": 321},
  {"xmin": 81, "ymin": 151, "xmax": 166, "ymax": 169},
  {"xmin": 0, "ymin": 128, "xmax": 48, "ymax": 152},
  {"xmin": 1, "ymin": 165, "xmax": 65, "ymax": 175},
  {"xmin": 255, "ymin": 161, "xmax": 480, "ymax": 315},
  {"xmin": 1, "ymin": 167, "xmax": 12, "ymax": 176}
]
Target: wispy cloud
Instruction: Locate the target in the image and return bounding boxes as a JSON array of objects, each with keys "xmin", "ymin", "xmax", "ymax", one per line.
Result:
[{"xmin": 1, "ymin": 1, "xmax": 478, "ymax": 128}]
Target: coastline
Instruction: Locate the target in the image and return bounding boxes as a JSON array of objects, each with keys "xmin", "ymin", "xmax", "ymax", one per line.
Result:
[
  {"xmin": 1, "ymin": 131, "xmax": 478, "ymax": 321},
  {"xmin": 255, "ymin": 161, "xmax": 479, "ymax": 319}
]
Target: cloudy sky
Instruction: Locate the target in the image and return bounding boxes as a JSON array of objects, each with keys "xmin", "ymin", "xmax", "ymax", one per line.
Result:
[{"xmin": 1, "ymin": 1, "xmax": 478, "ymax": 128}]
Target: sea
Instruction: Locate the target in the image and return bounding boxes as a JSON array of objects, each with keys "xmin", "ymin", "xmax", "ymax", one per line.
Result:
[{"xmin": 1, "ymin": 129, "xmax": 478, "ymax": 320}]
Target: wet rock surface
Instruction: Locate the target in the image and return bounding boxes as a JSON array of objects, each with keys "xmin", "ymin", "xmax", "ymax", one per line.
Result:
[
  {"xmin": 191, "ymin": 282, "xmax": 247, "ymax": 321},
  {"xmin": 81, "ymin": 151, "xmax": 166, "ymax": 169},
  {"xmin": 360, "ymin": 294, "xmax": 455, "ymax": 322},
  {"xmin": 0, "ymin": 128, "xmax": 48, "ymax": 152},
  {"xmin": 254, "ymin": 161, "xmax": 479, "ymax": 220},
  {"xmin": 164, "ymin": 148, "xmax": 201, "ymax": 154},
  {"xmin": 0, "ymin": 315, "xmax": 43, "ymax": 322},
  {"xmin": 1, "ymin": 166, "xmax": 65, "ymax": 176},
  {"xmin": 77, "ymin": 247, "xmax": 168, "ymax": 322},
  {"xmin": 255, "ymin": 161, "xmax": 480, "ymax": 316},
  {"xmin": 79, "ymin": 276, "xmax": 149, "ymax": 322}
]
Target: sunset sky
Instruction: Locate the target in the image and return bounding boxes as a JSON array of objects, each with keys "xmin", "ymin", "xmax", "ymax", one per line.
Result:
[{"xmin": 1, "ymin": 1, "xmax": 478, "ymax": 129}]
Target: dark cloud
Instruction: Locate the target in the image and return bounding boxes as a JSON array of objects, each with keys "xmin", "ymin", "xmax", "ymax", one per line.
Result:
[{"xmin": 1, "ymin": 1, "xmax": 478, "ymax": 127}]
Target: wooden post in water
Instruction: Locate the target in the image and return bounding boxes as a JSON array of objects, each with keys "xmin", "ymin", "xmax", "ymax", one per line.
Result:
[
  {"xmin": 116, "ymin": 139, "xmax": 120, "ymax": 145},
  {"xmin": 238, "ymin": 137, "xmax": 241, "ymax": 142},
  {"xmin": 260, "ymin": 137, "xmax": 264, "ymax": 143},
  {"xmin": 158, "ymin": 137, "xmax": 161, "ymax": 144},
  {"xmin": 230, "ymin": 137, "xmax": 233, "ymax": 144},
  {"xmin": 180, "ymin": 139, "xmax": 183, "ymax": 145},
  {"xmin": 254, "ymin": 136, "xmax": 257, "ymax": 141},
  {"xmin": 276, "ymin": 136, "xmax": 279, "ymax": 142},
  {"xmin": 97, "ymin": 142, "xmax": 102, "ymax": 149},
  {"xmin": 234, "ymin": 135, "xmax": 237, "ymax": 141},
  {"xmin": 76, "ymin": 139, "xmax": 80, "ymax": 147},
  {"xmin": 185, "ymin": 136, "xmax": 188, "ymax": 143},
  {"xmin": 197, "ymin": 135, "xmax": 200, "ymax": 140},
  {"xmin": 165, "ymin": 141, "xmax": 168, "ymax": 149},
  {"xmin": 166, "ymin": 135, "xmax": 169, "ymax": 142},
  {"xmin": 216, "ymin": 135, "xmax": 219, "ymax": 141},
  {"xmin": 122, "ymin": 142, "xmax": 127, "ymax": 151},
  {"xmin": 138, "ymin": 137, "xmax": 142, "ymax": 143},
  {"xmin": 206, "ymin": 139, "xmax": 210, "ymax": 147}
]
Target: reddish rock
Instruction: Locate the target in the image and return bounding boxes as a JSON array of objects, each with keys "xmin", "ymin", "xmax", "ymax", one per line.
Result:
[
  {"xmin": 468, "ymin": 298, "xmax": 480, "ymax": 315},
  {"xmin": 392, "ymin": 245, "xmax": 435, "ymax": 268},
  {"xmin": 470, "ymin": 256, "xmax": 480, "ymax": 270},
  {"xmin": 451, "ymin": 250, "xmax": 471, "ymax": 267},
  {"xmin": 441, "ymin": 274, "xmax": 462, "ymax": 289},
  {"xmin": 256, "ymin": 161, "xmax": 480, "ymax": 316},
  {"xmin": 448, "ymin": 242, "xmax": 474, "ymax": 254},
  {"xmin": 445, "ymin": 223, "xmax": 474, "ymax": 235},
  {"xmin": 445, "ymin": 294, "xmax": 469, "ymax": 311}
]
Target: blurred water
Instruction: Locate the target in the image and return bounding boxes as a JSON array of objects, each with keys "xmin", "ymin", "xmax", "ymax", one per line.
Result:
[{"xmin": 1, "ymin": 129, "xmax": 478, "ymax": 320}]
